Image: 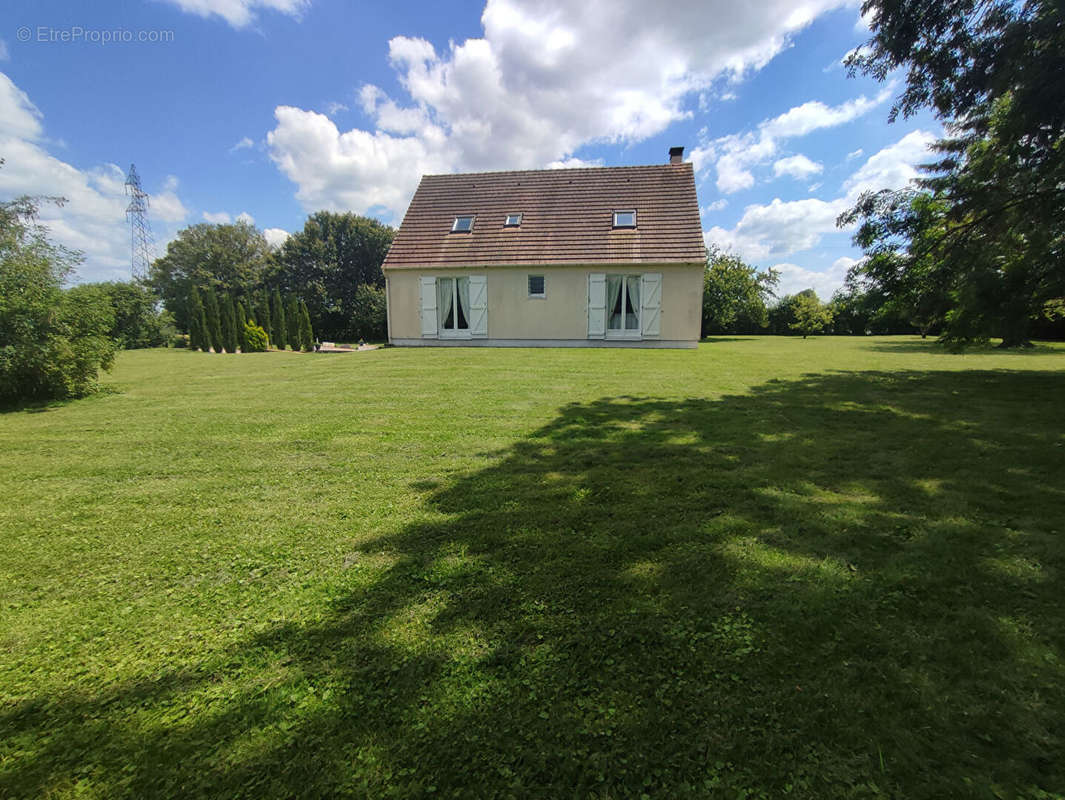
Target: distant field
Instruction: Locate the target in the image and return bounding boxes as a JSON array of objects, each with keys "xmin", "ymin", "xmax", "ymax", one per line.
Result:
[{"xmin": 1, "ymin": 337, "xmax": 1063, "ymax": 799}]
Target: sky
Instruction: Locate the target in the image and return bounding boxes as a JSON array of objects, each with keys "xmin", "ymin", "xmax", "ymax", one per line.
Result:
[{"xmin": 0, "ymin": 0, "xmax": 940, "ymax": 297}]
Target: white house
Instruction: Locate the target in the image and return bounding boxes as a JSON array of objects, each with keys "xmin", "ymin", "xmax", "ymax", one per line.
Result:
[{"xmin": 383, "ymin": 147, "xmax": 705, "ymax": 348}]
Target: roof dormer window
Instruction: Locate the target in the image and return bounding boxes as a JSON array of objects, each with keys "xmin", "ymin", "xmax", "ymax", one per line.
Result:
[
  {"xmin": 451, "ymin": 215, "xmax": 475, "ymax": 233},
  {"xmin": 613, "ymin": 209, "xmax": 636, "ymax": 228},
  {"xmin": 504, "ymin": 213, "xmax": 523, "ymax": 227}
]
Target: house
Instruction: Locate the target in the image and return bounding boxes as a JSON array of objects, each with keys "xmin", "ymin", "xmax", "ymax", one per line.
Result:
[{"xmin": 382, "ymin": 147, "xmax": 705, "ymax": 348}]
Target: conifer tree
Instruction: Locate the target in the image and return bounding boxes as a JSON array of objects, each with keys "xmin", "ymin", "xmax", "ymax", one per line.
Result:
[
  {"xmin": 271, "ymin": 288, "xmax": 287, "ymax": 350},
  {"xmin": 203, "ymin": 286, "xmax": 223, "ymax": 353},
  {"xmin": 298, "ymin": 300, "xmax": 314, "ymax": 352},
  {"xmin": 286, "ymin": 295, "xmax": 300, "ymax": 352},
  {"xmin": 221, "ymin": 294, "xmax": 238, "ymax": 353},
  {"xmin": 236, "ymin": 300, "xmax": 248, "ymax": 352},
  {"xmin": 258, "ymin": 292, "xmax": 272, "ymax": 344},
  {"xmin": 188, "ymin": 286, "xmax": 207, "ymax": 351}
]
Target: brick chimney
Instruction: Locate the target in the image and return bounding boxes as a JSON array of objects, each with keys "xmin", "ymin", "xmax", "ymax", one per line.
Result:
[{"xmin": 669, "ymin": 146, "xmax": 684, "ymax": 165}]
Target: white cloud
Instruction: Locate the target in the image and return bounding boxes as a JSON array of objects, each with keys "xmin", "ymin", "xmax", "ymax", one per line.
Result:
[
  {"xmin": 152, "ymin": 175, "xmax": 189, "ymax": 222},
  {"xmin": 268, "ymin": 0, "xmax": 855, "ymax": 219},
  {"xmin": 706, "ymin": 196, "xmax": 846, "ymax": 262},
  {"xmin": 0, "ymin": 39, "xmax": 9, "ymax": 62},
  {"xmin": 263, "ymin": 227, "xmax": 290, "ymax": 248},
  {"xmin": 203, "ymin": 211, "xmax": 232, "ymax": 224},
  {"xmin": 546, "ymin": 156, "xmax": 604, "ymax": 169},
  {"xmin": 843, "ymin": 129, "xmax": 935, "ymax": 198},
  {"xmin": 703, "ymin": 130, "xmax": 936, "ymax": 264},
  {"xmin": 0, "ymin": 72, "xmax": 43, "ymax": 141},
  {"xmin": 230, "ymin": 136, "xmax": 255, "ymax": 152},
  {"xmin": 236, "ymin": 211, "xmax": 255, "ymax": 224},
  {"xmin": 691, "ymin": 88, "xmax": 890, "ymax": 194},
  {"xmin": 773, "ymin": 154, "xmax": 822, "ymax": 180},
  {"xmin": 770, "ymin": 256, "xmax": 856, "ymax": 298},
  {"xmin": 325, "ymin": 101, "xmax": 349, "ymax": 117},
  {"xmin": 0, "ymin": 72, "xmax": 190, "ymax": 282},
  {"xmin": 160, "ymin": 0, "xmax": 310, "ymax": 29},
  {"xmin": 702, "ymin": 199, "xmax": 728, "ymax": 213}
]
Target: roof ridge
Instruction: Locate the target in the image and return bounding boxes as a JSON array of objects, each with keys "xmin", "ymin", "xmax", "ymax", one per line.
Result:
[{"xmin": 421, "ymin": 163, "xmax": 693, "ymax": 179}]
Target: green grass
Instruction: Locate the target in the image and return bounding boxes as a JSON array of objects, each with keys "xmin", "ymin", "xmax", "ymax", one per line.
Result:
[{"xmin": 1, "ymin": 336, "xmax": 1064, "ymax": 799}]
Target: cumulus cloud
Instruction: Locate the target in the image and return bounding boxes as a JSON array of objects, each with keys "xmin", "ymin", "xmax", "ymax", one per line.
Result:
[
  {"xmin": 160, "ymin": 0, "xmax": 310, "ymax": 29},
  {"xmin": 691, "ymin": 88, "xmax": 890, "ymax": 194},
  {"xmin": 325, "ymin": 101, "xmax": 349, "ymax": 117},
  {"xmin": 704, "ymin": 130, "xmax": 936, "ymax": 263},
  {"xmin": 773, "ymin": 154, "xmax": 822, "ymax": 180},
  {"xmin": 0, "ymin": 72, "xmax": 190, "ymax": 282},
  {"xmin": 702, "ymin": 199, "xmax": 728, "ymax": 214},
  {"xmin": 203, "ymin": 211, "xmax": 232, "ymax": 224},
  {"xmin": 770, "ymin": 256, "xmax": 859, "ymax": 298},
  {"xmin": 230, "ymin": 136, "xmax": 255, "ymax": 152},
  {"xmin": 262, "ymin": 227, "xmax": 290, "ymax": 248},
  {"xmin": 843, "ymin": 129, "xmax": 936, "ymax": 197},
  {"xmin": 268, "ymin": 0, "xmax": 855, "ymax": 219}
]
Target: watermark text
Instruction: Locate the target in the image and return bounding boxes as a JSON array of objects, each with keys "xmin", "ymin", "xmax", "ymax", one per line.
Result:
[{"xmin": 16, "ymin": 26, "xmax": 175, "ymax": 44}]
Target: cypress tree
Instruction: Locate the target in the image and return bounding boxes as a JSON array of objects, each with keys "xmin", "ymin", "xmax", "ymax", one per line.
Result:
[
  {"xmin": 271, "ymin": 289, "xmax": 287, "ymax": 350},
  {"xmin": 218, "ymin": 294, "xmax": 235, "ymax": 353},
  {"xmin": 188, "ymin": 286, "xmax": 207, "ymax": 351},
  {"xmin": 203, "ymin": 286, "xmax": 223, "ymax": 353},
  {"xmin": 298, "ymin": 300, "xmax": 315, "ymax": 352},
  {"xmin": 236, "ymin": 300, "xmax": 248, "ymax": 352},
  {"xmin": 258, "ymin": 293, "xmax": 273, "ymax": 344},
  {"xmin": 286, "ymin": 296, "xmax": 300, "ymax": 352}
]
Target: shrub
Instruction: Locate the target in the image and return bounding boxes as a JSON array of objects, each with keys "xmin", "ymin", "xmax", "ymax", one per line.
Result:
[{"xmin": 242, "ymin": 322, "xmax": 268, "ymax": 352}]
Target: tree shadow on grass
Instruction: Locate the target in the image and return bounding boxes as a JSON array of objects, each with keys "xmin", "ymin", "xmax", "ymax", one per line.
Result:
[
  {"xmin": 865, "ymin": 339, "xmax": 1065, "ymax": 355},
  {"xmin": 2, "ymin": 370, "xmax": 1064, "ymax": 798}
]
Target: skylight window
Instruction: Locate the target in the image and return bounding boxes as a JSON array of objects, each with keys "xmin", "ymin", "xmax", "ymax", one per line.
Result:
[
  {"xmin": 613, "ymin": 209, "xmax": 636, "ymax": 228},
  {"xmin": 504, "ymin": 213, "xmax": 523, "ymax": 227},
  {"xmin": 451, "ymin": 215, "xmax": 475, "ymax": 233}
]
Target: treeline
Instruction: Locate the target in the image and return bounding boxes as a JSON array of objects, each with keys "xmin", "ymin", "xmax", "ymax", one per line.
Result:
[
  {"xmin": 701, "ymin": 245, "xmax": 1065, "ymax": 340},
  {"xmin": 150, "ymin": 211, "xmax": 393, "ymax": 345}
]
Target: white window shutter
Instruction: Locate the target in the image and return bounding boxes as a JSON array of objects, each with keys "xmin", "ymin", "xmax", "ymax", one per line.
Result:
[
  {"xmin": 420, "ymin": 276, "xmax": 438, "ymax": 337},
  {"xmin": 588, "ymin": 273, "xmax": 606, "ymax": 338},
  {"xmin": 641, "ymin": 273, "xmax": 662, "ymax": 337},
  {"xmin": 469, "ymin": 275, "xmax": 488, "ymax": 337}
]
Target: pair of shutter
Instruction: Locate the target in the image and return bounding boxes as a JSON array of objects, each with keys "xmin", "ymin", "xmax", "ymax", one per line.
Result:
[
  {"xmin": 588, "ymin": 273, "xmax": 661, "ymax": 338},
  {"xmin": 420, "ymin": 275, "xmax": 488, "ymax": 337}
]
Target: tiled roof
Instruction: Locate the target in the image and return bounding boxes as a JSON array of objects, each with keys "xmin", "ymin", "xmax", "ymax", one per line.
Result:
[{"xmin": 382, "ymin": 162, "xmax": 704, "ymax": 269}]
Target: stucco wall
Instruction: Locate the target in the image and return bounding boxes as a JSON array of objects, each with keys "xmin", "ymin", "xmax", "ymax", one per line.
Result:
[{"xmin": 385, "ymin": 264, "xmax": 702, "ymax": 345}]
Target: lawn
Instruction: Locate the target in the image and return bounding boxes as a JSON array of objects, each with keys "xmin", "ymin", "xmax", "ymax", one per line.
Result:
[{"xmin": 1, "ymin": 337, "xmax": 1063, "ymax": 799}]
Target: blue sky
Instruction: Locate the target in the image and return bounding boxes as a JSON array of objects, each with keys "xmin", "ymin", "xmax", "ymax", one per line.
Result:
[{"xmin": 0, "ymin": 0, "xmax": 939, "ymax": 296}]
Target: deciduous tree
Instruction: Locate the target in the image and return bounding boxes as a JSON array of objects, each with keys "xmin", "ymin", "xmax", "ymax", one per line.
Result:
[{"xmin": 273, "ymin": 212, "xmax": 393, "ymax": 340}]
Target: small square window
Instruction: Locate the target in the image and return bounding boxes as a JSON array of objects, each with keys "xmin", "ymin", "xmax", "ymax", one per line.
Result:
[
  {"xmin": 504, "ymin": 213, "xmax": 523, "ymax": 227},
  {"xmin": 613, "ymin": 210, "xmax": 636, "ymax": 228},
  {"xmin": 451, "ymin": 215, "xmax": 475, "ymax": 233},
  {"xmin": 528, "ymin": 275, "xmax": 545, "ymax": 297}
]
